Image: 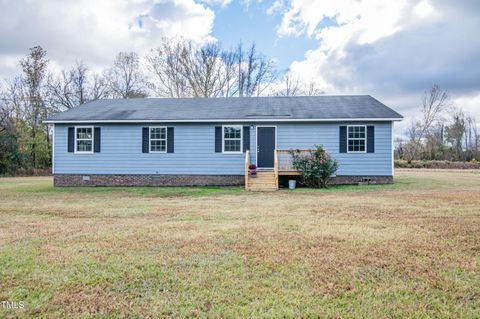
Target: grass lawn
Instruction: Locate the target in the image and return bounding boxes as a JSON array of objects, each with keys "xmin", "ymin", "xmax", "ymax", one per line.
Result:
[{"xmin": 0, "ymin": 169, "xmax": 479, "ymax": 318}]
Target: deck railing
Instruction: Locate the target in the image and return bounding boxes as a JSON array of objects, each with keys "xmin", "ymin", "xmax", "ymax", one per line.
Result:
[
  {"xmin": 247, "ymin": 149, "xmax": 311, "ymax": 185},
  {"xmin": 245, "ymin": 149, "xmax": 250, "ymax": 190},
  {"xmin": 276, "ymin": 149, "xmax": 311, "ymax": 174}
]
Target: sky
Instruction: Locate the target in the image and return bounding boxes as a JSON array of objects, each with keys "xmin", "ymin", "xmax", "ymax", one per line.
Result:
[{"xmin": 0, "ymin": 0, "xmax": 479, "ymax": 133}]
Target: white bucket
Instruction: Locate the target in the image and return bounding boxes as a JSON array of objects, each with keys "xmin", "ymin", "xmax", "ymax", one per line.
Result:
[{"xmin": 288, "ymin": 180, "xmax": 296, "ymax": 189}]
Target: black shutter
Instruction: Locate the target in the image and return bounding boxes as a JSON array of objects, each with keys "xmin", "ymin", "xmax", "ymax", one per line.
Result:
[
  {"xmin": 339, "ymin": 126, "xmax": 347, "ymax": 153},
  {"xmin": 167, "ymin": 127, "xmax": 174, "ymax": 153},
  {"xmin": 68, "ymin": 127, "xmax": 74, "ymax": 152},
  {"xmin": 367, "ymin": 126, "xmax": 375, "ymax": 153},
  {"xmin": 215, "ymin": 126, "xmax": 222, "ymax": 153},
  {"xmin": 94, "ymin": 127, "xmax": 101, "ymax": 153},
  {"xmin": 243, "ymin": 126, "xmax": 250, "ymax": 152},
  {"xmin": 142, "ymin": 127, "xmax": 149, "ymax": 153}
]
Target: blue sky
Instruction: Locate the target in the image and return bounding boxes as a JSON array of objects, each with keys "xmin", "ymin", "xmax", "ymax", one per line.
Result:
[
  {"xmin": 0, "ymin": 0, "xmax": 479, "ymax": 129},
  {"xmin": 211, "ymin": 1, "xmax": 318, "ymax": 71}
]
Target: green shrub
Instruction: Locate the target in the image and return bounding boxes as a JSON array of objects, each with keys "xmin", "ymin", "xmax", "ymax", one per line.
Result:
[{"xmin": 289, "ymin": 145, "xmax": 339, "ymax": 188}]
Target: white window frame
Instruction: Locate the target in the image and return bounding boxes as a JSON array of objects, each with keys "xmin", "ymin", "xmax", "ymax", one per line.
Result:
[
  {"xmin": 347, "ymin": 125, "xmax": 367, "ymax": 153},
  {"xmin": 222, "ymin": 125, "xmax": 243, "ymax": 154},
  {"xmin": 74, "ymin": 126, "xmax": 94, "ymax": 154},
  {"xmin": 149, "ymin": 126, "xmax": 167, "ymax": 153}
]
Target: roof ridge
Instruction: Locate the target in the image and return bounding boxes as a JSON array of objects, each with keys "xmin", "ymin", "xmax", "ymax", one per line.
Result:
[{"xmin": 92, "ymin": 94, "xmax": 372, "ymax": 102}]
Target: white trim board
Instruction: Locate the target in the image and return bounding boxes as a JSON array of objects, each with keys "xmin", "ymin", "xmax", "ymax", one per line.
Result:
[
  {"xmin": 392, "ymin": 122, "xmax": 395, "ymax": 176},
  {"xmin": 44, "ymin": 118, "xmax": 403, "ymax": 124},
  {"xmin": 51, "ymin": 125, "xmax": 55, "ymax": 174}
]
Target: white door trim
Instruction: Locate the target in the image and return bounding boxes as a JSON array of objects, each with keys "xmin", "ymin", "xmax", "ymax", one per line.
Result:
[{"xmin": 255, "ymin": 125, "xmax": 277, "ymax": 168}]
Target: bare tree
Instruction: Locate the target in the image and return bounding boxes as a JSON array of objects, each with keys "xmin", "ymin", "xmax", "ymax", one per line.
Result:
[
  {"xmin": 275, "ymin": 73, "xmax": 302, "ymax": 96},
  {"xmin": 106, "ymin": 52, "xmax": 146, "ymax": 98},
  {"xmin": 274, "ymin": 73, "xmax": 324, "ymax": 96},
  {"xmin": 394, "ymin": 137, "xmax": 407, "ymax": 160},
  {"xmin": 420, "ymin": 84, "xmax": 450, "ymax": 136},
  {"xmin": 469, "ymin": 116, "xmax": 479, "ymax": 159},
  {"xmin": 236, "ymin": 43, "xmax": 277, "ymax": 97},
  {"xmin": 178, "ymin": 43, "xmax": 232, "ymax": 98},
  {"xmin": 464, "ymin": 114, "xmax": 479, "ymax": 160},
  {"xmin": 218, "ymin": 49, "xmax": 238, "ymax": 97},
  {"xmin": 48, "ymin": 62, "xmax": 108, "ymax": 110},
  {"xmin": 405, "ymin": 84, "xmax": 450, "ymax": 160},
  {"xmin": 304, "ymin": 81, "xmax": 324, "ymax": 96},
  {"xmin": 146, "ymin": 40, "xmax": 241, "ymax": 98},
  {"xmin": 403, "ymin": 120, "xmax": 423, "ymax": 162},
  {"xmin": 146, "ymin": 41, "xmax": 192, "ymax": 98},
  {"xmin": 91, "ymin": 73, "xmax": 109, "ymax": 101},
  {"xmin": 446, "ymin": 106, "xmax": 466, "ymax": 160},
  {"xmin": 146, "ymin": 40, "xmax": 278, "ymax": 98}
]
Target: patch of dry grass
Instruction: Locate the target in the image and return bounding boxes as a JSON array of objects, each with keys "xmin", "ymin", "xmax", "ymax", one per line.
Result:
[{"xmin": 0, "ymin": 170, "xmax": 479, "ymax": 318}]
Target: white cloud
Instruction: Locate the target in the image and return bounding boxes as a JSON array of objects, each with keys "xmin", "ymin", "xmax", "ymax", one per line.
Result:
[
  {"xmin": 199, "ymin": 0, "xmax": 232, "ymax": 7},
  {"xmin": 275, "ymin": 0, "xmax": 415, "ymax": 94},
  {"xmin": 413, "ymin": 0, "xmax": 435, "ymax": 19},
  {"xmin": 278, "ymin": 0, "xmax": 407, "ymax": 42},
  {"xmin": 266, "ymin": 0, "xmax": 285, "ymax": 16},
  {"xmin": 275, "ymin": 0, "xmax": 480, "ymax": 124},
  {"xmin": 0, "ymin": 0, "xmax": 215, "ymax": 76},
  {"xmin": 453, "ymin": 92, "xmax": 480, "ymax": 122}
]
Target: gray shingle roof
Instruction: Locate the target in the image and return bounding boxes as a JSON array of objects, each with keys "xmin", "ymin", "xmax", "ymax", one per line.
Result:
[{"xmin": 44, "ymin": 95, "xmax": 403, "ymax": 123}]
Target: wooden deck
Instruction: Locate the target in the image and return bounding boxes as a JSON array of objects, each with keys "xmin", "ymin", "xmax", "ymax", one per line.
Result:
[
  {"xmin": 245, "ymin": 149, "xmax": 307, "ymax": 190},
  {"xmin": 278, "ymin": 170, "xmax": 302, "ymax": 176}
]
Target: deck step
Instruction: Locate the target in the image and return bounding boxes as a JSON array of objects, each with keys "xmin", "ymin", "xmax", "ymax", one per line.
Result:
[
  {"xmin": 249, "ymin": 188, "xmax": 277, "ymax": 192},
  {"xmin": 248, "ymin": 185, "xmax": 277, "ymax": 188},
  {"xmin": 247, "ymin": 170, "xmax": 278, "ymax": 191},
  {"xmin": 252, "ymin": 175, "xmax": 275, "ymax": 178},
  {"xmin": 249, "ymin": 177, "xmax": 276, "ymax": 182},
  {"xmin": 248, "ymin": 184, "xmax": 277, "ymax": 188}
]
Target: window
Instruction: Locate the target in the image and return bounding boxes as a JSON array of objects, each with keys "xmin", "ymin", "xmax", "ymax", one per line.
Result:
[
  {"xmin": 347, "ymin": 125, "xmax": 366, "ymax": 153},
  {"xmin": 75, "ymin": 126, "xmax": 93, "ymax": 153},
  {"xmin": 223, "ymin": 125, "xmax": 242, "ymax": 153},
  {"xmin": 150, "ymin": 127, "xmax": 167, "ymax": 153}
]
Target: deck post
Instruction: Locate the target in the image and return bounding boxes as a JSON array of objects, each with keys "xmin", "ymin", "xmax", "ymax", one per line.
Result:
[
  {"xmin": 245, "ymin": 149, "xmax": 250, "ymax": 190},
  {"xmin": 274, "ymin": 149, "xmax": 279, "ymax": 190}
]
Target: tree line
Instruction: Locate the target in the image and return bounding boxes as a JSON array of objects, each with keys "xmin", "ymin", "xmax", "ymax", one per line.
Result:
[
  {"xmin": 0, "ymin": 40, "xmax": 320, "ymax": 174},
  {"xmin": 395, "ymin": 85, "xmax": 479, "ymax": 162}
]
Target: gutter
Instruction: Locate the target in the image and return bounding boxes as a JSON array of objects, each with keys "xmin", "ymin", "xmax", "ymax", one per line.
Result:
[{"xmin": 43, "ymin": 118, "xmax": 403, "ymax": 124}]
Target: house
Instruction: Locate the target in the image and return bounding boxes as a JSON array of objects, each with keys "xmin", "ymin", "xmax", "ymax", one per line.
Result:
[{"xmin": 44, "ymin": 96, "xmax": 403, "ymax": 190}]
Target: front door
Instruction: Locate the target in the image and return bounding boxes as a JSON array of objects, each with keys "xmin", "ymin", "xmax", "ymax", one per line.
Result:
[{"xmin": 257, "ymin": 127, "xmax": 276, "ymax": 168}]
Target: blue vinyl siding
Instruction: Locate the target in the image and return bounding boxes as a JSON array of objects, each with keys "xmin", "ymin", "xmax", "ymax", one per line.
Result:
[
  {"xmin": 54, "ymin": 122, "xmax": 393, "ymax": 176},
  {"xmin": 55, "ymin": 124, "xmax": 246, "ymax": 175},
  {"xmin": 276, "ymin": 122, "xmax": 392, "ymax": 176}
]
